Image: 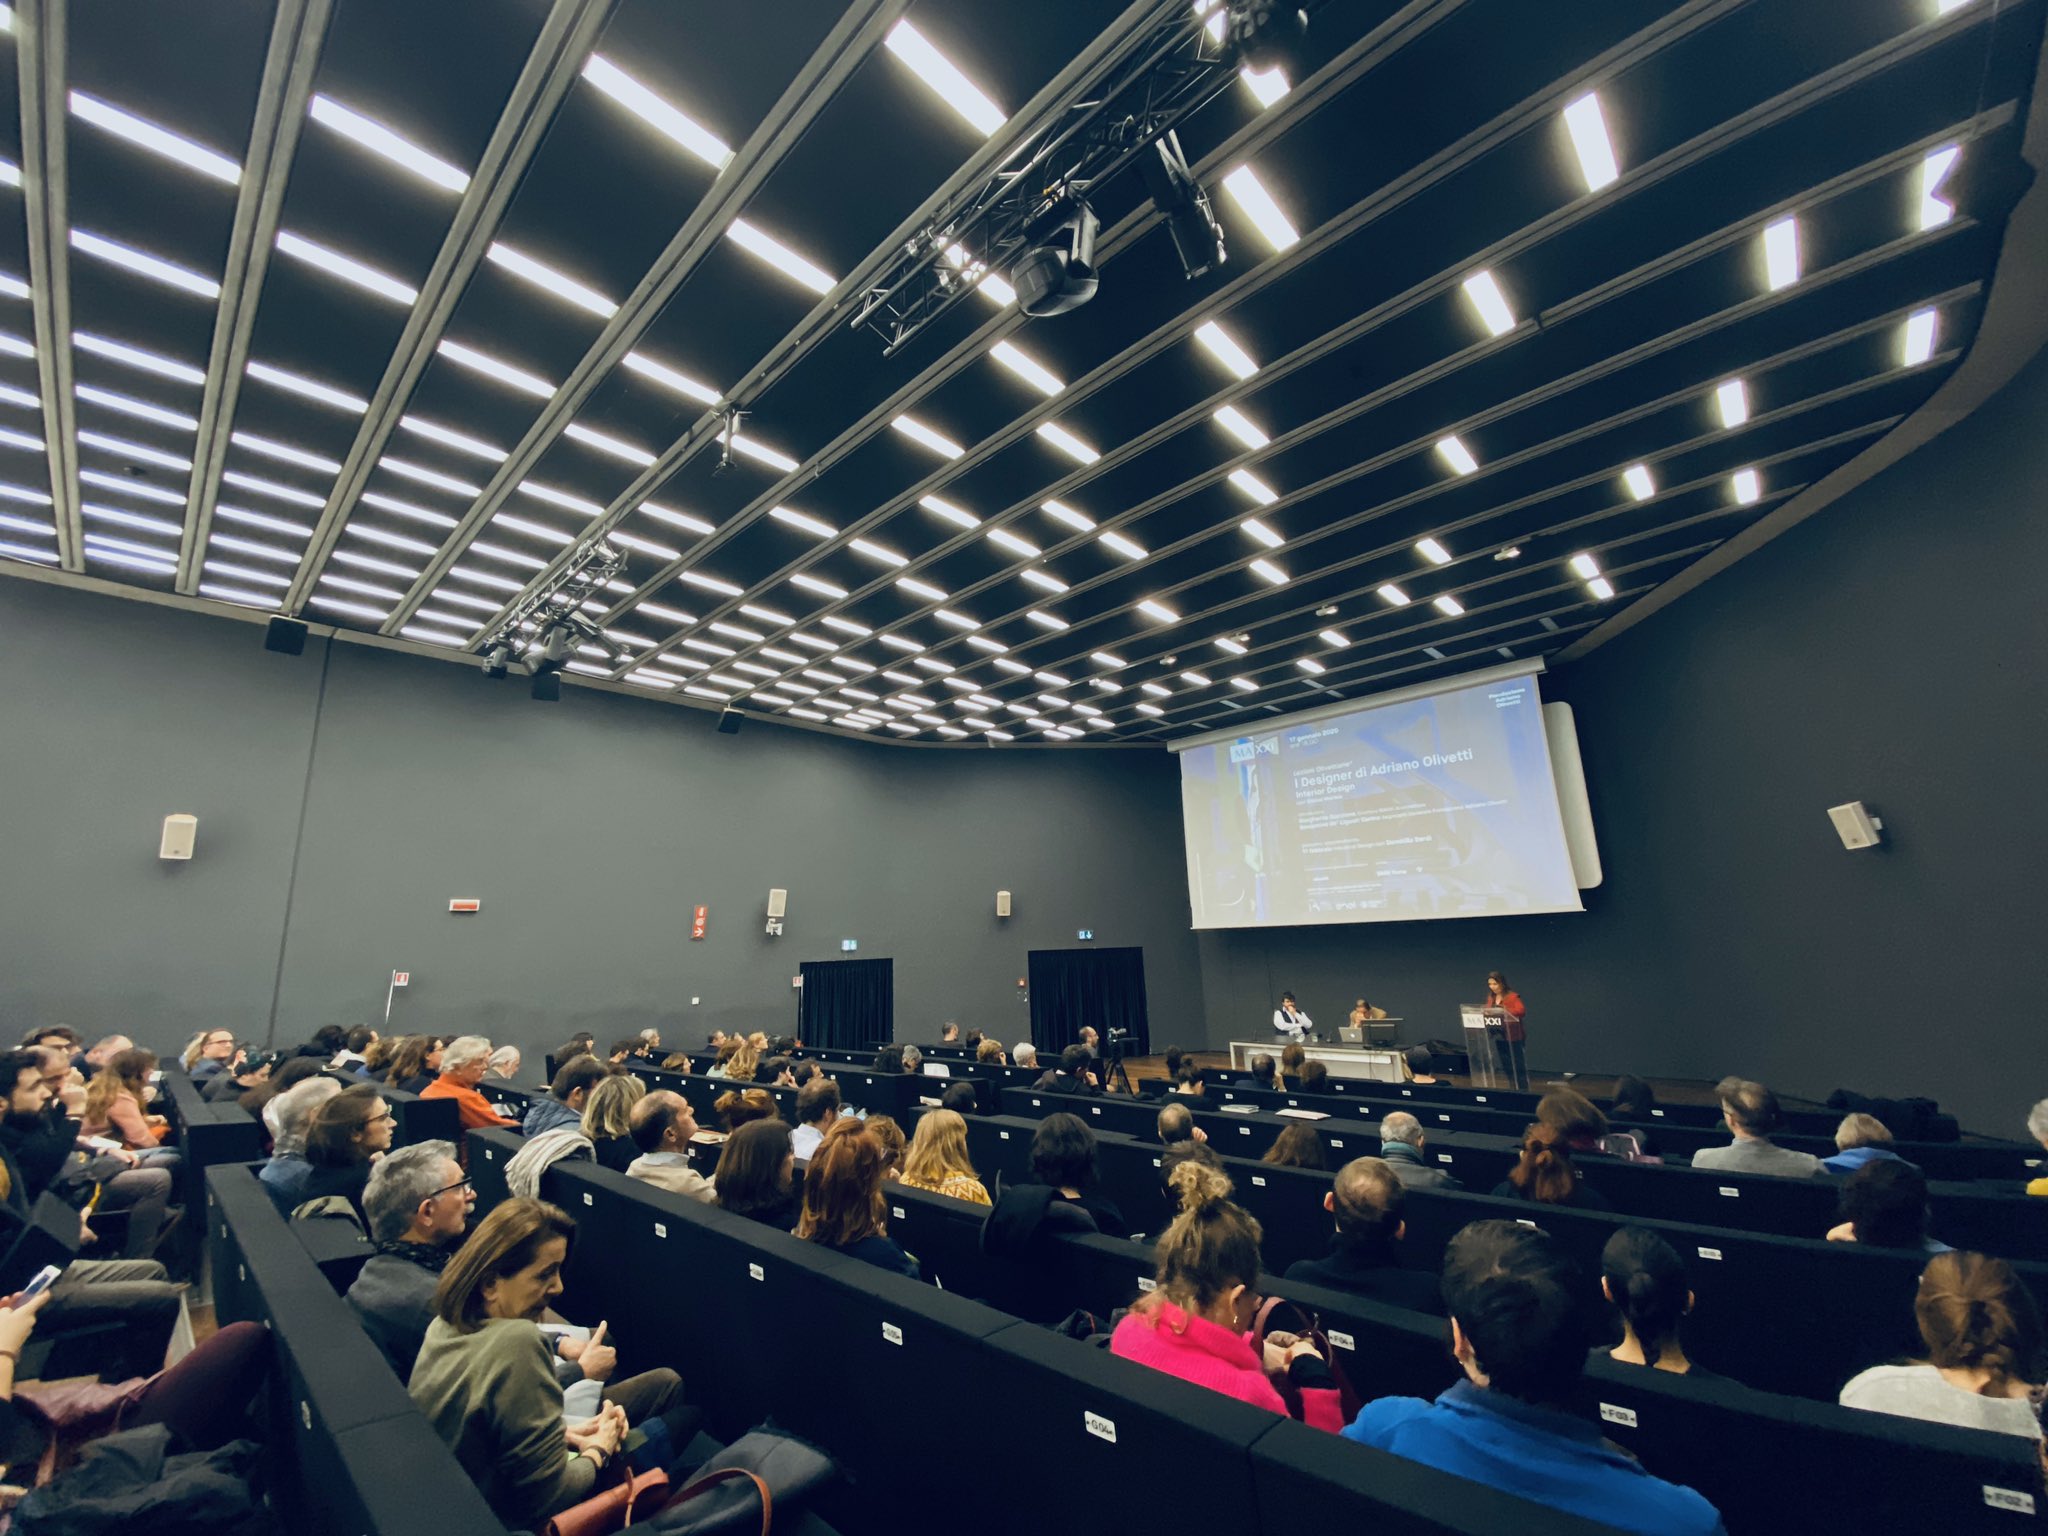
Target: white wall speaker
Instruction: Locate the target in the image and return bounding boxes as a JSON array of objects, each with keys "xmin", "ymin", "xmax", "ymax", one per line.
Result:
[
  {"xmin": 159, "ymin": 814, "xmax": 197, "ymax": 861},
  {"xmin": 995, "ymin": 889, "xmax": 1012, "ymax": 918},
  {"xmin": 766, "ymin": 887, "xmax": 788, "ymax": 919},
  {"xmin": 1827, "ymin": 801, "xmax": 1884, "ymax": 850}
]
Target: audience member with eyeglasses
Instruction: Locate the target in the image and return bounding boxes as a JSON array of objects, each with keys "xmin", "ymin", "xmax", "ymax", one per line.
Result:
[{"xmin": 347, "ymin": 1141, "xmax": 478, "ymax": 1377}]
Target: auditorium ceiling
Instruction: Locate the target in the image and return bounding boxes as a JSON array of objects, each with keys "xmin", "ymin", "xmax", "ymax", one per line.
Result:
[{"xmin": 0, "ymin": 0, "xmax": 2037, "ymax": 743}]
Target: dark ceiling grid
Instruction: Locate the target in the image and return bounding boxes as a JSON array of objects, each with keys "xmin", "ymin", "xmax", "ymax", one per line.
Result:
[
  {"xmin": 605, "ymin": 0, "xmax": 1944, "ymax": 737},
  {"xmin": 0, "ymin": 0, "xmax": 2034, "ymax": 749},
  {"xmin": 444, "ymin": 0, "xmax": 1204, "ymax": 646},
  {"xmin": 376, "ymin": 0, "xmax": 917, "ymax": 637},
  {"xmin": 596, "ymin": 0, "xmax": 1496, "ymax": 678},
  {"xmin": 15, "ymin": 0, "xmax": 76, "ymax": 569},
  {"xmin": 281, "ymin": 0, "xmax": 619, "ymax": 614}
]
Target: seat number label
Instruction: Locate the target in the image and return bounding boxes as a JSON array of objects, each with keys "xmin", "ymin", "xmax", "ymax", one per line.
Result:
[
  {"xmin": 882, "ymin": 1322, "xmax": 902, "ymax": 1346},
  {"xmin": 1085, "ymin": 1411, "xmax": 1117, "ymax": 1444},
  {"xmin": 1600, "ymin": 1403, "xmax": 1638, "ymax": 1428}
]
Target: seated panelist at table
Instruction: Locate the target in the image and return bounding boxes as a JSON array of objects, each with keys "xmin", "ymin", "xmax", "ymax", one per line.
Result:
[
  {"xmin": 1272, "ymin": 992, "xmax": 1312, "ymax": 1045},
  {"xmin": 1348, "ymin": 999, "xmax": 1388, "ymax": 1028}
]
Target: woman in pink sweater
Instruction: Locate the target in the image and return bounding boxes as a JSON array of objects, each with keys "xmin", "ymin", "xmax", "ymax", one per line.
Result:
[{"xmin": 1109, "ymin": 1161, "xmax": 1343, "ymax": 1432}]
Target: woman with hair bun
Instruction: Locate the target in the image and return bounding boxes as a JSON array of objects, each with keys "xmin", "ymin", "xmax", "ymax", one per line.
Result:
[
  {"xmin": 1490, "ymin": 1125, "xmax": 1613, "ymax": 1211},
  {"xmin": 1597, "ymin": 1227, "xmax": 1730, "ymax": 1381},
  {"xmin": 1840, "ymin": 1250, "xmax": 2044, "ymax": 1446},
  {"xmin": 1109, "ymin": 1160, "xmax": 1343, "ymax": 1431},
  {"xmin": 713, "ymin": 1086, "xmax": 778, "ymax": 1134}
]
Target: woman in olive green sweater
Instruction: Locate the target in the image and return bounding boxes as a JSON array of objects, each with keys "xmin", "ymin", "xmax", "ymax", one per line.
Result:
[{"xmin": 409, "ymin": 1199, "xmax": 629, "ymax": 1530}]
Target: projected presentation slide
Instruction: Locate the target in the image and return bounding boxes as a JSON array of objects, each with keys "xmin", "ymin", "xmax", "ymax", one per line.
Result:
[{"xmin": 1179, "ymin": 676, "xmax": 1583, "ymax": 928}]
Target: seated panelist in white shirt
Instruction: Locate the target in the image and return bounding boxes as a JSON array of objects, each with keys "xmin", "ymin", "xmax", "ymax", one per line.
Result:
[{"xmin": 1272, "ymin": 992, "xmax": 1312, "ymax": 1044}]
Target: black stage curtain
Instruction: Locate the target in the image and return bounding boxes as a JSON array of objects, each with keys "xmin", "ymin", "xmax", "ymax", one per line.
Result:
[
  {"xmin": 799, "ymin": 957, "xmax": 893, "ymax": 1055},
  {"xmin": 1027, "ymin": 947, "xmax": 1148, "ymax": 1058}
]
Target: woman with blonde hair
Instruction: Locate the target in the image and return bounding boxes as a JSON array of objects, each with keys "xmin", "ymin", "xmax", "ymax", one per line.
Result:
[
  {"xmin": 898, "ymin": 1109, "xmax": 990, "ymax": 1205},
  {"xmin": 796, "ymin": 1119, "xmax": 921, "ymax": 1279},
  {"xmin": 975, "ymin": 1037, "xmax": 1006, "ymax": 1066},
  {"xmin": 1841, "ymin": 1250, "xmax": 2044, "ymax": 1452},
  {"xmin": 409, "ymin": 1199, "xmax": 685, "ymax": 1529},
  {"xmin": 1109, "ymin": 1160, "xmax": 1341, "ymax": 1430},
  {"xmin": 724, "ymin": 1044, "xmax": 761, "ymax": 1084},
  {"xmin": 580, "ymin": 1073, "xmax": 645, "ymax": 1173}
]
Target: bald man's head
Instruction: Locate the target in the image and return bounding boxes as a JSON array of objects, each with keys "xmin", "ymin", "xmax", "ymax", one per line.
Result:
[
  {"xmin": 1331, "ymin": 1157, "xmax": 1405, "ymax": 1240},
  {"xmin": 1156, "ymin": 1101, "xmax": 1196, "ymax": 1145}
]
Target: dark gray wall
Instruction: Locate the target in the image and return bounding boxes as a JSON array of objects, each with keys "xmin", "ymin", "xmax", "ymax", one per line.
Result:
[
  {"xmin": 0, "ymin": 578, "xmax": 1200, "ymax": 1071},
  {"xmin": 1196, "ymin": 344, "xmax": 2048, "ymax": 1137}
]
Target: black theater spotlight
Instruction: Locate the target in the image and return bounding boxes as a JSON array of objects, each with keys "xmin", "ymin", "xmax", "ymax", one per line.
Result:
[
  {"xmin": 1137, "ymin": 131, "xmax": 1225, "ymax": 281},
  {"xmin": 716, "ymin": 708, "xmax": 743, "ymax": 735},
  {"xmin": 1226, "ymin": 0, "xmax": 1308, "ymax": 74},
  {"xmin": 481, "ymin": 642, "xmax": 513, "ymax": 679},
  {"xmin": 530, "ymin": 670, "xmax": 563, "ymax": 702},
  {"xmin": 1012, "ymin": 198, "xmax": 1101, "ymax": 318}
]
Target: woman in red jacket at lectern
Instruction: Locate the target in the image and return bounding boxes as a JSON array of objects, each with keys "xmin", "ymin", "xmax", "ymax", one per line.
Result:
[{"xmin": 1484, "ymin": 970, "xmax": 1528, "ymax": 1090}]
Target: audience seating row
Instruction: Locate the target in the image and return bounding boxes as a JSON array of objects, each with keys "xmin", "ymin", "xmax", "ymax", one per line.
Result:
[
  {"xmin": 466, "ymin": 1128, "xmax": 1636, "ymax": 1536},
  {"xmin": 206, "ymin": 1162, "xmax": 507, "ymax": 1536},
  {"xmin": 955, "ymin": 1111, "xmax": 2048, "ymax": 1402},
  {"xmin": 1005, "ymin": 1086, "xmax": 2048, "ymax": 1261}
]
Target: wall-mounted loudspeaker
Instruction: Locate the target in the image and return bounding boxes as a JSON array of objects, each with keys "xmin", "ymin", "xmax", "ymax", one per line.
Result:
[
  {"xmin": 263, "ymin": 615, "xmax": 307, "ymax": 655},
  {"xmin": 716, "ymin": 709, "xmax": 743, "ymax": 734},
  {"xmin": 766, "ymin": 887, "xmax": 788, "ymax": 919},
  {"xmin": 1828, "ymin": 801, "xmax": 1884, "ymax": 850},
  {"xmin": 160, "ymin": 814, "xmax": 197, "ymax": 861},
  {"xmin": 995, "ymin": 890, "xmax": 1012, "ymax": 918}
]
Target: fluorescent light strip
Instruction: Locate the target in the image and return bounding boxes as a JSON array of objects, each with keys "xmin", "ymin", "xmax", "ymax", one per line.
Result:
[
  {"xmin": 729, "ymin": 434, "xmax": 798, "ymax": 473},
  {"xmin": 1099, "ymin": 531, "xmax": 1146, "ymax": 561},
  {"xmin": 1434, "ymin": 435, "xmax": 1478, "ymax": 475},
  {"xmin": 564, "ymin": 423, "xmax": 655, "ymax": 466},
  {"xmin": 438, "ymin": 341, "xmax": 553, "ymax": 398},
  {"xmin": 0, "ymin": 158, "xmax": 17, "ymax": 189},
  {"xmin": 1318, "ymin": 629, "xmax": 1348, "ymax": 648},
  {"xmin": 276, "ymin": 231, "xmax": 418, "ymax": 305},
  {"xmin": 1249, "ymin": 558, "xmax": 1287, "ymax": 586},
  {"xmin": 1377, "ymin": 583, "xmax": 1410, "ymax": 606},
  {"xmin": 1213, "ymin": 405, "xmax": 1269, "ymax": 449},
  {"xmin": 898, "ymin": 576, "xmax": 947, "ymax": 602},
  {"xmin": 987, "ymin": 527, "xmax": 1040, "ymax": 559},
  {"xmin": 247, "ymin": 361, "xmax": 367, "ymax": 413},
  {"xmin": 883, "ymin": 20, "xmax": 1006, "ymax": 136},
  {"xmin": 1035, "ymin": 422, "xmax": 1099, "ymax": 463},
  {"xmin": 789, "ymin": 572, "xmax": 848, "ymax": 599},
  {"xmin": 1622, "ymin": 464, "xmax": 1655, "ymax": 501},
  {"xmin": 0, "ymin": 382, "xmax": 35, "ymax": 410},
  {"xmin": 0, "ymin": 329, "xmax": 31, "ymax": 359},
  {"xmin": 725, "ymin": 219, "xmax": 835, "ymax": 295},
  {"xmin": 1432, "ymin": 595, "xmax": 1464, "ymax": 616},
  {"xmin": 359, "ymin": 490, "xmax": 457, "ymax": 527},
  {"xmin": 82, "ymin": 502, "xmax": 182, "ymax": 536},
  {"xmin": 581, "ymin": 55, "xmax": 733, "ymax": 169},
  {"xmin": 70, "ymin": 230, "xmax": 220, "ymax": 299},
  {"xmin": 1415, "ymin": 537, "xmax": 1452, "ymax": 565},
  {"xmin": 989, "ymin": 340, "xmax": 1063, "ymax": 395},
  {"xmin": 1715, "ymin": 378, "xmax": 1749, "ymax": 428},
  {"xmin": 70, "ymin": 91, "xmax": 239, "ymax": 184},
  {"xmin": 770, "ymin": 505, "xmax": 837, "ymax": 539},
  {"xmin": 0, "ymin": 269, "xmax": 25, "ymax": 300},
  {"xmin": 309, "ymin": 95, "xmax": 469, "ymax": 191},
  {"xmin": 1193, "ymin": 320, "xmax": 1259, "ymax": 379},
  {"xmin": 235, "ymin": 432, "xmax": 340, "ymax": 473},
  {"xmin": 1019, "ymin": 569, "xmax": 1067, "ymax": 594},
  {"xmin": 620, "ymin": 351, "xmax": 720, "ymax": 406},
  {"xmin": 516, "ymin": 480, "xmax": 601, "ymax": 516},
  {"xmin": 1568, "ymin": 552, "xmax": 1601, "ymax": 580},
  {"xmin": 1460, "ymin": 270, "xmax": 1516, "ymax": 337},
  {"xmin": 1919, "ymin": 146, "xmax": 1960, "ymax": 231},
  {"xmin": 1227, "ymin": 467, "xmax": 1277, "ymax": 504},
  {"xmin": 1562, "ymin": 91, "xmax": 1619, "ymax": 192},
  {"xmin": 1731, "ymin": 468, "xmax": 1762, "ymax": 505},
  {"xmin": 849, "ymin": 538, "xmax": 906, "ymax": 567},
  {"xmin": 485, "ymin": 244, "xmax": 616, "ymax": 316},
  {"xmin": 1220, "ymin": 165, "xmax": 1299, "ymax": 251},
  {"xmin": 1138, "ymin": 599, "xmax": 1178, "ymax": 623},
  {"xmin": 1241, "ymin": 66, "xmax": 1289, "ymax": 108},
  {"xmin": 1040, "ymin": 500, "xmax": 1094, "ymax": 533},
  {"xmin": 941, "ymin": 243, "xmax": 1017, "ymax": 308},
  {"xmin": 1588, "ymin": 576, "xmax": 1615, "ymax": 600},
  {"xmin": 890, "ymin": 414, "xmax": 964, "ymax": 459},
  {"xmin": 933, "ymin": 608, "xmax": 979, "ymax": 630},
  {"xmin": 0, "ymin": 425, "xmax": 44, "ymax": 452},
  {"xmin": 1762, "ymin": 216, "xmax": 1800, "ymax": 291},
  {"xmin": 73, "ymin": 332, "xmax": 204, "ymax": 385},
  {"xmin": 1295, "ymin": 657, "xmax": 1325, "ymax": 675},
  {"xmin": 1902, "ymin": 308, "xmax": 1938, "ymax": 367},
  {"xmin": 1240, "ymin": 517, "xmax": 1282, "ymax": 549},
  {"xmin": 1213, "ymin": 637, "xmax": 1246, "ymax": 655},
  {"xmin": 919, "ymin": 494, "xmax": 978, "ymax": 529},
  {"xmin": 78, "ymin": 429, "xmax": 182, "ymax": 469},
  {"xmin": 215, "ymin": 503, "xmax": 311, "ymax": 537}
]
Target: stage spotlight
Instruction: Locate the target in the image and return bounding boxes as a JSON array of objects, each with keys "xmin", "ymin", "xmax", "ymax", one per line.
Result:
[
  {"xmin": 481, "ymin": 642, "xmax": 513, "ymax": 679},
  {"xmin": 1226, "ymin": 0, "xmax": 1308, "ymax": 74},
  {"xmin": 538, "ymin": 625, "xmax": 576, "ymax": 667},
  {"xmin": 1137, "ymin": 131, "xmax": 1224, "ymax": 281},
  {"xmin": 1012, "ymin": 200, "xmax": 1101, "ymax": 318},
  {"xmin": 263, "ymin": 615, "xmax": 308, "ymax": 655},
  {"xmin": 530, "ymin": 670, "xmax": 563, "ymax": 702}
]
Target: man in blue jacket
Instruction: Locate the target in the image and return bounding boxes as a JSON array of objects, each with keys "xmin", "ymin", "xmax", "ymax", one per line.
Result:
[{"xmin": 1344, "ymin": 1220, "xmax": 1725, "ymax": 1536}]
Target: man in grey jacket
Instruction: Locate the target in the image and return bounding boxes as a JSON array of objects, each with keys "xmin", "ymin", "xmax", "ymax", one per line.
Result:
[
  {"xmin": 345, "ymin": 1140, "xmax": 476, "ymax": 1375},
  {"xmin": 1691, "ymin": 1078, "xmax": 1823, "ymax": 1177},
  {"xmin": 1377, "ymin": 1112, "xmax": 1465, "ymax": 1190}
]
